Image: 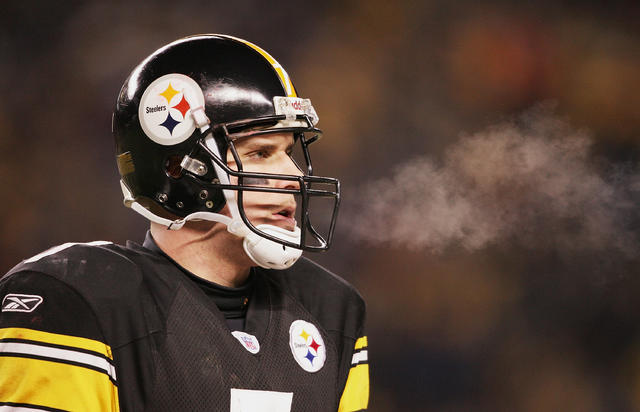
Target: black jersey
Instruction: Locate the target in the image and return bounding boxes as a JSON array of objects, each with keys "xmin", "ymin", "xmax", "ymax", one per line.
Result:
[{"xmin": 0, "ymin": 237, "xmax": 369, "ymax": 412}]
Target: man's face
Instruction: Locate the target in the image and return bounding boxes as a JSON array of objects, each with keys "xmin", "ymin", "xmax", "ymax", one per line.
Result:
[{"xmin": 227, "ymin": 132, "xmax": 303, "ymax": 232}]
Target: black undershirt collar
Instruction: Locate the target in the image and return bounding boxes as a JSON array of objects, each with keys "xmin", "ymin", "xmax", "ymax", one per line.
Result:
[{"xmin": 142, "ymin": 231, "xmax": 254, "ymax": 331}]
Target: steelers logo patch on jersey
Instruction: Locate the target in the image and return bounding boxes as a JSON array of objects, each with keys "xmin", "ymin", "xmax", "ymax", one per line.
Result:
[
  {"xmin": 288, "ymin": 319, "xmax": 326, "ymax": 373},
  {"xmin": 138, "ymin": 73, "xmax": 205, "ymax": 145}
]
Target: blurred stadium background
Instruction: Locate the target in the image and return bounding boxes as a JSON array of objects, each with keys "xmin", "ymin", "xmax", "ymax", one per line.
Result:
[{"xmin": 2, "ymin": 1, "xmax": 640, "ymax": 410}]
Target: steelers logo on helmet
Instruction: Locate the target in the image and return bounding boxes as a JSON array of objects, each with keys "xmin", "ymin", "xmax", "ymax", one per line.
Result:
[
  {"xmin": 289, "ymin": 320, "xmax": 326, "ymax": 373},
  {"xmin": 138, "ymin": 73, "xmax": 205, "ymax": 145}
]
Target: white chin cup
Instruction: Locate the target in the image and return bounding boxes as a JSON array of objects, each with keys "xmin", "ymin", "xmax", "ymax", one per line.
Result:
[{"xmin": 242, "ymin": 224, "xmax": 303, "ymax": 270}]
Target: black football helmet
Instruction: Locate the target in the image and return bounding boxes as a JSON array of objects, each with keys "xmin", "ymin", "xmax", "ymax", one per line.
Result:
[{"xmin": 112, "ymin": 34, "xmax": 340, "ymax": 269}]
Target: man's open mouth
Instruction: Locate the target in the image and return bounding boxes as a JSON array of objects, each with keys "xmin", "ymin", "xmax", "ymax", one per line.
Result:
[
  {"xmin": 277, "ymin": 209, "xmax": 293, "ymax": 218},
  {"xmin": 272, "ymin": 206, "xmax": 297, "ymax": 230}
]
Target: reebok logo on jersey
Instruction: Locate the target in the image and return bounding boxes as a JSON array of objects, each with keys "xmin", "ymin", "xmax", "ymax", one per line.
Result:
[{"xmin": 2, "ymin": 294, "xmax": 44, "ymax": 312}]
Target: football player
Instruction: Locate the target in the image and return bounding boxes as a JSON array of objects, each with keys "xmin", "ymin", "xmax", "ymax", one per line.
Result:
[{"xmin": 0, "ymin": 34, "xmax": 368, "ymax": 412}]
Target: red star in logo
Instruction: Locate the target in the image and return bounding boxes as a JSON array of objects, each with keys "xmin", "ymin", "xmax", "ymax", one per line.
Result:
[
  {"xmin": 309, "ymin": 338, "xmax": 321, "ymax": 353},
  {"xmin": 172, "ymin": 95, "xmax": 191, "ymax": 118}
]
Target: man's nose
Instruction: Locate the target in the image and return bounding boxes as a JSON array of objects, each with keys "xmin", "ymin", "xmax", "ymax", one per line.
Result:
[{"xmin": 273, "ymin": 155, "xmax": 303, "ymax": 189}]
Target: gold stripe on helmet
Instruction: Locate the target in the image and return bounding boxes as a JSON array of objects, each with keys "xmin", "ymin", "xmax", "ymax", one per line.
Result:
[{"xmin": 225, "ymin": 35, "xmax": 297, "ymax": 98}]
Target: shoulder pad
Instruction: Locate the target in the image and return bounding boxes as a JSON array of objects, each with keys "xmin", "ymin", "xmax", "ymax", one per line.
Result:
[
  {"xmin": 3, "ymin": 240, "xmax": 165, "ymax": 348},
  {"xmin": 265, "ymin": 257, "xmax": 366, "ymax": 339},
  {"xmin": 3, "ymin": 241, "xmax": 144, "ymax": 313},
  {"xmin": 6, "ymin": 241, "xmax": 132, "ymax": 280}
]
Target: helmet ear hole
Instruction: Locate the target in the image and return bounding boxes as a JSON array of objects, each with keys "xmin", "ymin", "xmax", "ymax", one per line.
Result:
[{"xmin": 165, "ymin": 155, "xmax": 184, "ymax": 179}]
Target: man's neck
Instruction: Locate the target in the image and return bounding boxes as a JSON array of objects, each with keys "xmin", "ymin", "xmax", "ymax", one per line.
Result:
[{"xmin": 150, "ymin": 222, "xmax": 253, "ymax": 288}]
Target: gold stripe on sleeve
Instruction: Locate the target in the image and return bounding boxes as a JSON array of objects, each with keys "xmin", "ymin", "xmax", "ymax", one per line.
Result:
[
  {"xmin": 0, "ymin": 327, "xmax": 113, "ymax": 359},
  {"xmin": 338, "ymin": 363, "xmax": 369, "ymax": 412},
  {"xmin": 0, "ymin": 356, "xmax": 120, "ymax": 412},
  {"xmin": 354, "ymin": 336, "xmax": 368, "ymax": 351},
  {"xmin": 339, "ymin": 336, "xmax": 369, "ymax": 411}
]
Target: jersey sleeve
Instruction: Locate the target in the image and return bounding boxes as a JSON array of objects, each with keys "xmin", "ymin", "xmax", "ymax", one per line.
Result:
[
  {"xmin": 0, "ymin": 270, "xmax": 120, "ymax": 412},
  {"xmin": 337, "ymin": 334, "xmax": 369, "ymax": 412}
]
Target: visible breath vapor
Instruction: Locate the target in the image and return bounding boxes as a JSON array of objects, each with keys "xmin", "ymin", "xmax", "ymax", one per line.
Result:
[{"xmin": 346, "ymin": 106, "xmax": 640, "ymax": 255}]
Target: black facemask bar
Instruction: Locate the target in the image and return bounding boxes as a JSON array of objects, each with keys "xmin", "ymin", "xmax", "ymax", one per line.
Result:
[{"xmin": 192, "ymin": 114, "xmax": 340, "ymax": 251}]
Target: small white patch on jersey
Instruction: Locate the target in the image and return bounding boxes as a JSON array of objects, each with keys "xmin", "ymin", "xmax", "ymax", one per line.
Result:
[
  {"xmin": 230, "ymin": 388, "xmax": 293, "ymax": 412},
  {"xmin": 23, "ymin": 241, "xmax": 112, "ymax": 263},
  {"xmin": 288, "ymin": 319, "xmax": 326, "ymax": 373},
  {"xmin": 2, "ymin": 294, "xmax": 44, "ymax": 313},
  {"xmin": 231, "ymin": 331, "xmax": 260, "ymax": 354}
]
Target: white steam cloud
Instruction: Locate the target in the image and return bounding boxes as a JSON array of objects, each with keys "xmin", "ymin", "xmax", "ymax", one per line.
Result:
[{"xmin": 346, "ymin": 106, "xmax": 640, "ymax": 255}]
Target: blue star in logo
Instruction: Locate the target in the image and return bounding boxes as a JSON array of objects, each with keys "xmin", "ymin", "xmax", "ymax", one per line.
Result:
[
  {"xmin": 159, "ymin": 113, "xmax": 180, "ymax": 135},
  {"xmin": 305, "ymin": 349, "xmax": 316, "ymax": 364}
]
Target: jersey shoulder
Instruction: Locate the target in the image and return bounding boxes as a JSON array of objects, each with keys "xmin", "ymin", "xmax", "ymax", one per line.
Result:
[
  {"xmin": 2, "ymin": 240, "xmax": 169, "ymax": 347},
  {"xmin": 0, "ymin": 244, "xmax": 126, "ymax": 411},
  {"xmin": 265, "ymin": 257, "xmax": 366, "ymax": 339},
  {"xmin": 3, "ymin": 240, "xmax": 164, "ymax": 298},
  {"xmin": 5, "ymin": 240, "xmax": 138, "ymax": 283}
]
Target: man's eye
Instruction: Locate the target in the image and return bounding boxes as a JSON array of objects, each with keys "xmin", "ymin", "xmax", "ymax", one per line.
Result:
[{"xmin": 247, "ymin": 150, "xmax": 269, "ymax": 159}]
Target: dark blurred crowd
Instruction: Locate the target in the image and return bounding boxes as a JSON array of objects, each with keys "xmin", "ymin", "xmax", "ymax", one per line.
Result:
[{"xmin": 2, "ymin": 1, "xmax": 640, "ymax": 410}]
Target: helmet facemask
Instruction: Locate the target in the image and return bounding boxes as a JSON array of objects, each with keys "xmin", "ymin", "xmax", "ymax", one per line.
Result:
[{"xmin": 189, "ymin": 113, "xmax": 340, "ymax": 255}]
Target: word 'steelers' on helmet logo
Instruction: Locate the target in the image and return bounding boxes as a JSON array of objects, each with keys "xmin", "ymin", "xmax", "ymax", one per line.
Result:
[{"xmin": 139, "ymin": 74, "xmax": 205, "ymax": 145}]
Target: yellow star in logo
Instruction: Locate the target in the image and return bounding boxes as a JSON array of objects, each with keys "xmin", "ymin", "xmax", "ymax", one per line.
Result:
[
  {"xmin": 159, "ymin": 83, "xmax": 179, "ymax": 104},
  {"xmin": 299, "ymin": 329, "xmax": 310, "ymax": 341}
]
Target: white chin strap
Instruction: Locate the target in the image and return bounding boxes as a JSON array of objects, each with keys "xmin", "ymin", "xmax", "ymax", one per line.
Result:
[
  {"xmin": 243, "ymin": 225, "xmax": 303, "ymax": 270},
  {"xmin": 119, "ymin": 134, "xmax": 303, "ymax": 270}
]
